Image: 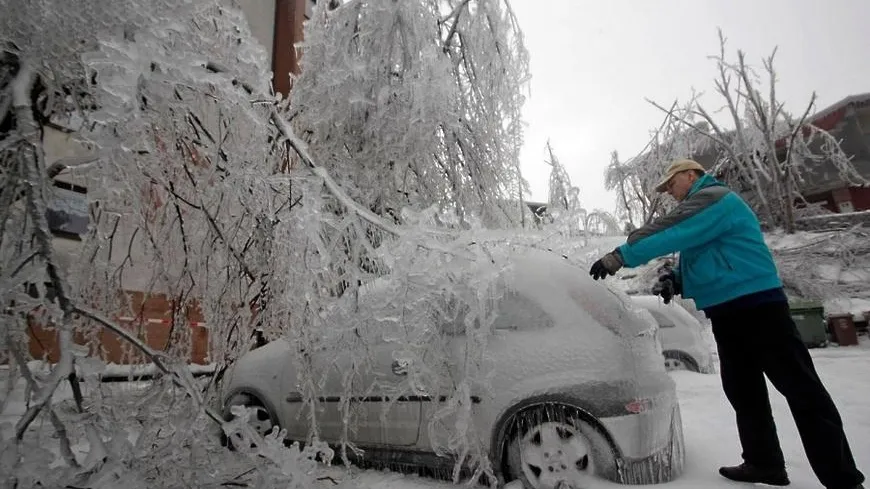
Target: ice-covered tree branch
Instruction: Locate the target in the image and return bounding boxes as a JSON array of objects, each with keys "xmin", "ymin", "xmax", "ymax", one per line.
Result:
[{"xmin": 621, "ymin": 29, "xmax": 864, "ymax": 233}]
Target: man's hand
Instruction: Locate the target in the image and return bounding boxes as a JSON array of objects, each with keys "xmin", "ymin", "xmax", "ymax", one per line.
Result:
[
  {"xmin": 590, "ymin": 250, "xmax": 624, "ymax": 280},
  {"xmin": 651, "ymin": 268, "xmax": 680, "ymax": 304}
]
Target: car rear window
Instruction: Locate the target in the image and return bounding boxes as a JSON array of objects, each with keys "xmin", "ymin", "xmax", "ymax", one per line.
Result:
[{"xmin": 567, "ymin": 286, "xmax": 652, "ymax": 338}]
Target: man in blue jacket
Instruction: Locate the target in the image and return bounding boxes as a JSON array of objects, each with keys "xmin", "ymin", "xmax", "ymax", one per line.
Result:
[{"xmin": 590, "ymin": 159, "xmax": 864, "ymax": 489}]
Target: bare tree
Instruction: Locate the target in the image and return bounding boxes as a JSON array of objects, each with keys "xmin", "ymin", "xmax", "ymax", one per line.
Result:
[
  {"xmin": 606, "ymin": 150, "xmax": 650, "ymax": 229},
  {"xmin": 538, "ymin": 141, "xmax": 584, "ymax": 234},
  {"xmin": 2, "ymin": 0, "xmax": 533, "ymax": 485},
  {"xmin": 606, "ymin": 101, "xmax": 706, "ymax": 225},
  {"xmin": 546, "ymin": 140, "xmax": 572, "ymax": 212},
  {"xmin": 284, "ymin": 0, "xmax": 532, "ymax": 477},
  {"xmin": 646, "ymin": 30, "xmax": 865, "ymax": 233},
  {"xmin": 0, "ymin": 1, "xmax": 330, "ymax": 485},
  {"xmin": 291, "ymin": 0, "xmax": 530, "ymax": 230}
]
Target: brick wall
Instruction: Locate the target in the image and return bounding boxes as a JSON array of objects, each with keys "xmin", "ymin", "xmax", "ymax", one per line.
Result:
[{"xmin": 27, "ymin": 291, "xmax": 211, "ymax": 366}]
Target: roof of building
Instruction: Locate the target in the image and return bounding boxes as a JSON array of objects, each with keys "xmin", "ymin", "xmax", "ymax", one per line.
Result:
[
  {"xmin": 807, "ymin": 93, "xmax": 870, "ymax": 131},
  {"xmin": 685, "ymin": 92, "xmax": 870, "ymax": 195}
]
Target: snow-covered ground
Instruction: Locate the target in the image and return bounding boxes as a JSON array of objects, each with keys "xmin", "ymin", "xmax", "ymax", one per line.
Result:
[{"xmin": 3, "ymin": 336, "xmax": 868, "ymax": 488}]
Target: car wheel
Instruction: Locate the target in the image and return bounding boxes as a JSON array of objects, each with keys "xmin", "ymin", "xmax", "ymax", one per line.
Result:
[
  {"xmin": 222, "ymin": 392, "xmax": 277, "ymax": 450},
  {"xmin": 663, "ymin": 351, "xmax": 699, "ymax": 372},
  {"xmin": 505, "ymin": 406, "xmax": 614, "ymax": 489}
]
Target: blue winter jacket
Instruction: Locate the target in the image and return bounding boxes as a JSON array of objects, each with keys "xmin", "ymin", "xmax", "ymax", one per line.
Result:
[{"xmin": 617, "ymin": 174, "xmax": 782, "ymax": 310}]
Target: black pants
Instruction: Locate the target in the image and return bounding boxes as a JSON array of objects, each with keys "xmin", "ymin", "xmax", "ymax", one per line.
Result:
[{"xmin": 710, "ymin": 301, "xmax": 864, "ymax": 489}]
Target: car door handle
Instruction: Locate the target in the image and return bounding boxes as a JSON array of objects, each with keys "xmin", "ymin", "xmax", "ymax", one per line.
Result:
[{"xmin": 391, "ymin": 360, "xmax": 409, "ymax": 376}]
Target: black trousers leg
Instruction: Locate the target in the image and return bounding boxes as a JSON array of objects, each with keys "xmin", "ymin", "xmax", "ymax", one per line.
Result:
[
  {"xmin": 753, "ymin": 302, "xmax": 864, "ymax": 489},
  {"xmin": 712, "ymin": 313, "xmax": 786, "ymax": 469}
]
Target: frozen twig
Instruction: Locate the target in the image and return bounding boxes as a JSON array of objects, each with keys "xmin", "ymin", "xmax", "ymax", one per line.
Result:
[
  {"xmin": 0, "ymin": 87, "xmax": 11, "ymax": 126},
  {"xmin": 0, "ymin": 350, "xmax": 18, "ymax": 415},
  {"xmin": 10, "ymin": 60, "xmax": 80, "ymax": 440},
  {"xmin": 441, "ymin": 0, "xmax": 472, "ymax": 50},
  {"xmin": 49, "ymin": 408, "xmax": 81, "ymax": 468},
  {"xmin": 645, "ymin": 98, "xmax": 736, "ymax": 162},
  {"xmin": 14, "ymin": 330, "xmax": 74, "ymax": 440},
  {"xmin": 178, "ymin": 158, "xmax": 257, "ymax": 282},
  {"xmin": 205, "ymin": 61, "xmax": 430, "ymax": 242}
]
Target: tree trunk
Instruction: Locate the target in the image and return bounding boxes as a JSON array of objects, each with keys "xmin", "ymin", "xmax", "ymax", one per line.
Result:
[{"xmin": 783, "ymin": 160, "xmax": 797, "ymax": 234}]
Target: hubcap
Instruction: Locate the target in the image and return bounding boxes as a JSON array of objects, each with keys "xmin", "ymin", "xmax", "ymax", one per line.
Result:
[
  {"xmin": 228, "ymin": 395, "xmax": 275, "ymax": 437},
  {"xmin": 247, "ymin": 406, "xmax": 274, "ymax": 436},
  {"xmin": 519, "ymin": 422, "xmax": 593, "ymax": 489}
]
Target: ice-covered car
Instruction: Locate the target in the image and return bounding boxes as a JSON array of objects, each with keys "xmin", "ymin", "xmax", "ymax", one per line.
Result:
[
  {"xmin": 630, "ymin": 295, "xmax": 715, "ymax": 374},
  {"xmin": 221, "ymin": 251, "xmax": 685, "ymax": 488}
]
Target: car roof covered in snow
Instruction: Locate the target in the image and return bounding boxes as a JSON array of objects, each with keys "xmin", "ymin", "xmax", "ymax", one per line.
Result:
[{"xmin": 353, "ymin": 248, "xmax": 653, "ymax": 337}]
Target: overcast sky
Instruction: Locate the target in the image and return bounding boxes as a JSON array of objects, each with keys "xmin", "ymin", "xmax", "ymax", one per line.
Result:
[{"xmin": 510, "ymin": 0, "xmax": 870, "ymax": 212}]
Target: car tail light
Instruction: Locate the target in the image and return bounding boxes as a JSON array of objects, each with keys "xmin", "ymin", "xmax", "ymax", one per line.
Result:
[{"xmin": 625, "ymin": 398, "xmax": 651, "ymax": 414}]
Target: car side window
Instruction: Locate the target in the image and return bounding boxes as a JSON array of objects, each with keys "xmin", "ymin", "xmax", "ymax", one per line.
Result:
[
  {"xmin": 492, "ymin": 290, "xmax": 555, "ymax": 331},
  {"xmin": 435, "ymin": 294, "xmax": 470, "ymax": 336},
  {"xmin": 648, "ymin": 309, "xmax": 676, "ymax": 328},
  {"xmin": 437, "ymin": 289, "xmax": 554, "ymax": 336}
]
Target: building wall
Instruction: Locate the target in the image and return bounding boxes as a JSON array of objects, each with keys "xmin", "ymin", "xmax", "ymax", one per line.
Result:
[
  {"xmin": 29, "ymin": 0, "xmax": 319, "ymax": 365},
  {"xmin": 29, "ymin": 291, "xmax": 210, "ymax": 365},
  {"xmin": 854, "ymin": 104, "xmax": 870, "ymax": 148},
  {"xmin": 850, "ymin": 186, "xmax": 870, "ymax": 211},
  {"xmin": 806, "ymin": 186, "xmax": 870, "ymax": 214},
  {"xmin": 32, "ymin": 129, "xmax": 212, "ymax": 366},
  {"xmin": 44, "ymin": 127, "xmax": 157, "ymax": 291},
  {"xmin": 237, "ymin": 0, "xmax": 315, "ymax": 95},
  {"xmin": 237, "ymin": 0, "xmax": 277, "ymax": 63}
]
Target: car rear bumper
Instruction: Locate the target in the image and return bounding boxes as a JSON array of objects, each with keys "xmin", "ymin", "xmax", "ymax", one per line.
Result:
[{"xmin": 600, "ymin": 402, "xmax": 686, "ymax": 484}]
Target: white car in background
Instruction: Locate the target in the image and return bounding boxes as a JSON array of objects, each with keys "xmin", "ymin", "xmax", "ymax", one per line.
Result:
[
  {"xmin": 630, "ymin": 295, "xmax": 716, "ymax": 374},
  {"xmin": 221, "ymin": 251, "xmax": 685, "ymax": 488}
]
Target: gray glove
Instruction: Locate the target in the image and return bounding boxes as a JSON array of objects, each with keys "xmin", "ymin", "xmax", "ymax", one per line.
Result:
[{"xmin": 590, "ymin": 249, "xmax": 624, "ymax": 280}]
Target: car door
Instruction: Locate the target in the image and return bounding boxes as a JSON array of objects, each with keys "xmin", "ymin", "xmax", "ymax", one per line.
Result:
[
  {"xmin": 353, "ymin": 339, "xmax": 423, "ymax": 447},
  {"xmin": 280, "ymin": 341, "xmax": 335, "ymax": 442},
  {"xmin": 312, "ymin": 327, "xmax": 422, "ymax": 447}
]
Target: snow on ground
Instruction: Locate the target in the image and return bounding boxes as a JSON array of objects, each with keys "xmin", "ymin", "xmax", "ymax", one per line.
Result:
[
  {"xmin": 667, "ymin": 338, "xmax": 870, "ymax": 489},
  {"xmin": 825, "ymin": 297, "xmax": 870, "ymax": 322},
  {"xmin": 2, "ymin": 338, "xmax": 868, "ymax": 489}
]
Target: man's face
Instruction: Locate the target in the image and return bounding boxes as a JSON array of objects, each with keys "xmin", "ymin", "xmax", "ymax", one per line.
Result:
[{"xmin": 666, "ymin": 171, "xmax": 696, "ymax": 201}]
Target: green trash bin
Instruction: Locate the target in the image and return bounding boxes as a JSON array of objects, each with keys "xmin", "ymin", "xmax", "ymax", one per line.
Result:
[{"xmin": 789, "ymin": 301, "xmax": 827, "ymax": 348}]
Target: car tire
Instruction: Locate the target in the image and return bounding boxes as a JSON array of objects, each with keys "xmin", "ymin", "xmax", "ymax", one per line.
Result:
[
  {"xmin": 663, "ymin": 351, "xmax": 699, "ymax": 372},
  {"xmin": 503, "ymin": 404, "xmax": 617, "ymax": 489},
  {"xmin": 221, "ymin": 392, "xmax": 278, "ymax": 450}
]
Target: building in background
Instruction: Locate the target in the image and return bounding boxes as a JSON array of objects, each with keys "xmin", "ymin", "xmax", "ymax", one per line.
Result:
[
  {"xmin": 793, "ymin": 93, "xmax": 870, "ymax": 213},
  {"xmin": 239, "ymin": 0, "xmax": 316, "ymax": 95},
  {"xmin": 692, "ymin": 93, "xmax": 870, "ymax": 214},
  {"xmin": 29, "ymin": 1, "xmax": 318, "ymax": 366}
]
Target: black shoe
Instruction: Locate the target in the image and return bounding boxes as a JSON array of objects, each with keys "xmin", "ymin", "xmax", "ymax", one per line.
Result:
[{"xmin": 719, "ymin": 463, "xmax": 790, "ymax": 486}]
